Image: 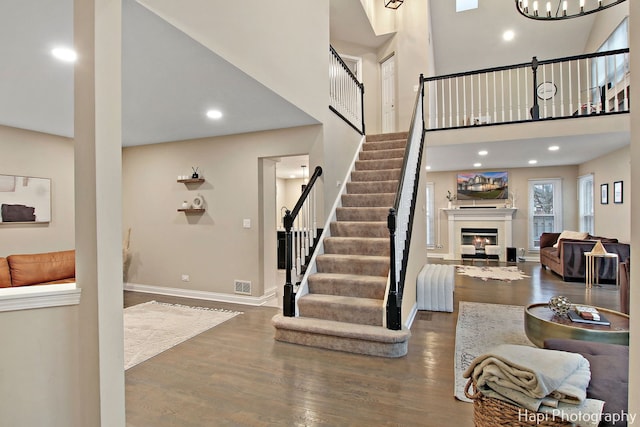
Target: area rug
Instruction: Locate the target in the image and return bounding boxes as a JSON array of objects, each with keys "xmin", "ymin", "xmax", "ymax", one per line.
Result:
[
  {"xmin": 454, "ymin": 301, "xmax": 533, "ymax": 402},
  {"xmin": 456, "ymin": 265, "xmax": 530, "ymax": 282},
  {"xmin": 124, "ymin": 300, "xmax": 242, "ymax": 370}
]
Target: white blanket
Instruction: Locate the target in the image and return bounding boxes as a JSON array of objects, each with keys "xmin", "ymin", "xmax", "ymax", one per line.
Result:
[{"xmin": 463, "ymin": 344, "xmax": 591, "ymax": 410}]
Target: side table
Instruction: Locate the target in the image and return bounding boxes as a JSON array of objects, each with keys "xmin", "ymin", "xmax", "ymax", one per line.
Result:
[{"xmin": 584, "ymin": 251, "xmax": 618, "ymax": 289}]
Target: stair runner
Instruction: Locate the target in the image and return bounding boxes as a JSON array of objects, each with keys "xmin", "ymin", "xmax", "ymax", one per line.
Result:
[{"xmin": 272, "ymin": 132, "xmax": 411, "ymax": 358}]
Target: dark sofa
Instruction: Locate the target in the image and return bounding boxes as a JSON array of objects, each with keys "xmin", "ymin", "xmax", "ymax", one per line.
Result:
[{"xmin": 540, "ymin": 232, "xmax": 630, "ymax": 283}]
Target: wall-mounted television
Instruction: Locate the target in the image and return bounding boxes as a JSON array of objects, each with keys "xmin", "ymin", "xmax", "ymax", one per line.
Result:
[{"xmin": 457, "ymin": 171, "xmax": 508, "ymax": 200}]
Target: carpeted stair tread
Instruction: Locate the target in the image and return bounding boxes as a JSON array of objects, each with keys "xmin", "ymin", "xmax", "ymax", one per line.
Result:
[
  {"xmin": 366, "ymin": 132, "xmax": 409, "ymax": 142},
  {"xmin": 362, "ymin": 140, "xmax": 407, "ymax": 151},
  {"xmin": 272, "ymin": 314, "xmax": 409, "ymax": 342},
  {"xmin": 355, "ymin": 158, "xmax": 403, "ymax": 171},
  {"xmin": 324, "ymin": 237, "xmax": 389, "ymax": 256},
  {"xmin": 346, "ymin": 180, "xmax": 399, "ymax": 194},
  {"xmin": 351, "ymin": 169, "xmax": 401, "ymax": 182},
  {"xmin": 335, "ymin": 207, "xmax": 390, "ymax": 222},
  {"xmin": 271, "ymin": 314, "xmax": 410, "ymax": 358},
  {"xmin": 297, "ymin": 294, "xmax": 383, "ymax": 326},
  {"xmin": 330, "ymin": 221, "xmax": 388, "ymax": 237},
  {"xmin": 316, "ymin": 253, "xmax": 389, "ymax": 276},
  {"xmin": 341, "ymin": 193, "xmax": 395, "ymax": 207},
  {"xmin": 307, "ymin": 273, "xmax": 387, "ymax": 299},
  {"xmin": 358, "ymin": 148, "xmax": 405, "ymax": 161}
]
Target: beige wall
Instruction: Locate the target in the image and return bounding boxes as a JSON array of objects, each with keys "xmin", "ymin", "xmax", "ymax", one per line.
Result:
[
  {"xmin": 426, "ymin": 165, "xmax": 579, "ymax": 259},
  {"xmin": 122, "ymin": 125, "xmax": 322, "ymax": 298},
  {"xmin": 579, "ymin": 146, "xmax": 630, "ymax": 242},
  {"xmin": 137, "ymin": 0, "xmax": 329, "ymax": 123},
  {"xmin": 0, "ymin": 125, "xmax": 75, "ymax": 256}
]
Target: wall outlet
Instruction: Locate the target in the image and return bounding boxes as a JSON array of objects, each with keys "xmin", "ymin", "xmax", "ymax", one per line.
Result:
[{"xmin": 181, "ymin": 274, "xmax": 190, "ymax": 282}]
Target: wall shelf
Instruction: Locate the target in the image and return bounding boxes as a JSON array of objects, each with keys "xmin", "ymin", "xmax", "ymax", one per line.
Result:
[
  {"xmin": 177, "ymin": 208, "xmax": 205, "ymax": 214},
  {"xmin": 177, "ymin": 178, "xmax": 204, "ymax": 184}
]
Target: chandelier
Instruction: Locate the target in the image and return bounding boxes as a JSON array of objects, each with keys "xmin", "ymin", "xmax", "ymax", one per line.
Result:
[
  {"xmin": 385, "ymin": 0, "xmax": 403, "ymax": 9},
  {"xmin": 515, "ymin": 0, "xmax": 626, "ymax": 20}
]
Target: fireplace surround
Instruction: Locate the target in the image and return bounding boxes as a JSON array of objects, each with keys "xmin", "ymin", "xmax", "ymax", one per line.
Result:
[{"xmin": 443, "ymin": 207, "xmax": 517, "ymax": 260}]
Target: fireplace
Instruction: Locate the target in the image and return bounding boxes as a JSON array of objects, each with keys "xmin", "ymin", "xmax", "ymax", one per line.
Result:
[
  {"xmin": 461, "ymin": 228, "xmax": 498, "ymax": 257},
  {"xmin": 443, "ymin": 207, "xmax": 516, "ymax": 261}
]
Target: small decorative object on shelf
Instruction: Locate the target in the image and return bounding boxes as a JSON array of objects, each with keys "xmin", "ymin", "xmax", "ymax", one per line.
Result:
[
  {"xmin": 181, "ymin": 201, "xmax": 191, "ymax": 209},
  {"xmin": 191, "ymin": 167, "xmax": 200, "ymax": 179},
  {"xmin": 548, "ymin": 296, "xmax": 571, "ymax": 316},
  {"xmin": 192, "ymin": 195, "xmax": 204, "ymax": 210}
]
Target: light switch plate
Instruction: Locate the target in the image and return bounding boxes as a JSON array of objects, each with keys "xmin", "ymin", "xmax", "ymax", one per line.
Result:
[{"xmin": 243, "ymin": 218, "xmax": 251, "ymax": 228}]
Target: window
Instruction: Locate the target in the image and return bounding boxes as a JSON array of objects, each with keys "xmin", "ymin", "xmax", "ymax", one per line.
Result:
[
  {"xmin": 578, "ymin": 174, "xmax": 594, "ymax": 235},
  {"xmin": 591, "ymin": 18, "xmax": 629, "ymax": 103},
  {"xmin": 426, "ymin": 182, "xmax": 435, "ymax": 248},
  {"xmin": 528, "ymin": 178, "xmax": 563, "ymax": 250}
]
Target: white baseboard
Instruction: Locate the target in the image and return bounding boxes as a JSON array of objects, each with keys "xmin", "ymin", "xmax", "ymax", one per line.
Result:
[
  {"xmin": 124, "ymin": 282, "xmax": 276, "ymax": 307},
  {"xmin": 405, "ymin": 302, "xmax": 418, "ymax": 330}
]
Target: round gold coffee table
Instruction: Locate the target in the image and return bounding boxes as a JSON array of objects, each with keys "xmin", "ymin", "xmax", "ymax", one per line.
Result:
[{"xmin": 524, "ymin": 303, "xmax": 629, "ymax": 347}]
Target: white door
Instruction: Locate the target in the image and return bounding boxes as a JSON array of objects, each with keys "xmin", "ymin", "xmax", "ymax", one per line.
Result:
[{"xmin": 381, "ymin": 55, "xmax": 396, "ymax": 133}]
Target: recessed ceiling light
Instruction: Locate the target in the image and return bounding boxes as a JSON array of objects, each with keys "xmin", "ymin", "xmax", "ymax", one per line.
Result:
[
  {"xmin": 478, "ymin": 150, "xmax": 488, "ymax": 156},
  {"xmin": 425, "ymin": 165, "xmax": 431, "ymax": 170},
  {"xmin": 548, "ymin": 145, "xmax": 560, "ymax": 151},
  {"xmin": 206, "ymin": 110, "xmax": 223, "ymax": 119},
  {"xmin": 473, "ymin": 162, "xmax": 482, "ymax": 168},
  {"xmin": 528, "ymin": 159, "xmax": 538, "ymax": 165},
  {"xmin": 289, "ymin": 174, "xmax": 296, "ymax": 179},
  {"xmin": 503, "ymin": 30, "xmax": 515, "ymax": 42},
  {"xmin": 51, "ymin": 47, "xmax": 77, "ymax": 63}
]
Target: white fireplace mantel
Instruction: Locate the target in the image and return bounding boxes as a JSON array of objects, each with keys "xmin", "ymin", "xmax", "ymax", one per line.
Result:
[{"xmin": 443, "ymin": 208, "xmax": 517, "ymax": 260}]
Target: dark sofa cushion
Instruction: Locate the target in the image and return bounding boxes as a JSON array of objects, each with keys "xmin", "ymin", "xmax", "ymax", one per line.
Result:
[{"xmin": 544, "ymin": 339, "xmax": 628, "ymax": 427}]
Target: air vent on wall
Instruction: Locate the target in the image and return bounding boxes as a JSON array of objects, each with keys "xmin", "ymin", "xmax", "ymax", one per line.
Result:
[{"xmin": 234, "ymin": 280, "xmax": 252, "ymax": 295}]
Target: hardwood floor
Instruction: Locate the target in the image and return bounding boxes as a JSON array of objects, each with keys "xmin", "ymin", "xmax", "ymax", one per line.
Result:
[{"xmin": 124, "ymin": 261, "xmax": 622, "ymax": 427}]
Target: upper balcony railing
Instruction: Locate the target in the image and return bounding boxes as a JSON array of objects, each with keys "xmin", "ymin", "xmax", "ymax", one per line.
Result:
[
  {"xmin": 329, "ymin": 45, "xmax": 365, "ymax": 134},
  {"xmin": 424, "ymin": 49, "xmax": 630, "ymax": 131}
]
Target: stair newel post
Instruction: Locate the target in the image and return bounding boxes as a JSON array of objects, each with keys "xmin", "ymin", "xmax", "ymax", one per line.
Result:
[
  {"xmin": 283, "ymin": 209, "xmax": 296, "ymax": 317},
  {"xmin": 530, "ymin": 56, "xmax": 540, "ymax": 120},
  {"xmin": 387, "ymin": 208, "xmax": 402, "ymax": 330}
]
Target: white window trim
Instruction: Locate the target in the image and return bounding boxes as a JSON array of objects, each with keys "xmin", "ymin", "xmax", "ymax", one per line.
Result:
[
  {"xmin": 578, "ymin": 173, "xmax": 595, "ymax": 235},
  {"xmin": 528, "ymin": 178, "xmax": 563, "ymax": 251},
  {"xmin": 0, "ymin": 283, "xmax": 81, "ymax": 312},
  {"xmin": 426, "ymin": 182, "xmax": 435, "ymax": 248}
]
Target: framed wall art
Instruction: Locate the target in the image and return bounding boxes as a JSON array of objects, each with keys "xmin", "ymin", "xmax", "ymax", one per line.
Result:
[
  {"xmin": 613, "ymin": 181, "xmax": 623, "ymax": 204},
  {"xmin": 0, "ymin": 174, "xmax": 51, "ymax": 223},
  {"xmin": 600, "ymin": 183, "xmax": 608, "ymax": 205}
]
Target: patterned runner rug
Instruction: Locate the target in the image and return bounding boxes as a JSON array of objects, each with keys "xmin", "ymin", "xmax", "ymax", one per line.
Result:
[
  {"xmin": 124, "ymin": 300, "xmax": 242, "ymax": 369},
  {"xmin": 454, "ymin": 301, "xmax": 533, "ymax": 402}
]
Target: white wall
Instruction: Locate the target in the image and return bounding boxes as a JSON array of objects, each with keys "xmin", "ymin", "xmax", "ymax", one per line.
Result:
[
  {"xmin": 378, "ymin": 0, "xmax": 431, "ymax": 133},
  {"xmin": 0, "ymin": 125, "xmax": 74, "ymax": 256},
  {"xmin": 136, "ymin": 0, "xmax": 330, "ymax": 124}
]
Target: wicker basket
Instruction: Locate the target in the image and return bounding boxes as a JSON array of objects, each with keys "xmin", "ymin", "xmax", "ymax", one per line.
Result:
[{"xmin": 464, "ymin": 379, "xmax": 572, "ymax": 427}]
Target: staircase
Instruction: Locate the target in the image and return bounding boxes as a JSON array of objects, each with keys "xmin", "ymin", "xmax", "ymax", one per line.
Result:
[{"xmin": 272, "ymin": 132, "xmax": 411, "ymax": 358}]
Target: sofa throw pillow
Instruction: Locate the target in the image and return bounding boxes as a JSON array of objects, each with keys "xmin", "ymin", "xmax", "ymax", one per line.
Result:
[{"xmin": 553, "ymin": 230, "xmax": 589, "ymax": 248}]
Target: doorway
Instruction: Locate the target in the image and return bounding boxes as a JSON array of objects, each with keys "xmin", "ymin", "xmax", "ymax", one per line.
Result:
[{"xmin": 381, "ymin": 54, "xmax": 396, "ymax": 133}]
